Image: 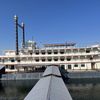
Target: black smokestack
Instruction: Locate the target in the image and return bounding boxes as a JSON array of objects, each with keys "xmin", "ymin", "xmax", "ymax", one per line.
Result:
[
  {"xmin": 21, "ymin": 22, "xmax": 25, "ymax": 48},
  {"xmin": 14, "ymin": 15, "xmax": 19, "ymax": 55}
]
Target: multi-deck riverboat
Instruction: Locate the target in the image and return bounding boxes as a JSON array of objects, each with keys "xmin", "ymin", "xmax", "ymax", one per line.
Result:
[{"xmin": 0, "ymin": 40, "xmax": 100, "ymax": 74}]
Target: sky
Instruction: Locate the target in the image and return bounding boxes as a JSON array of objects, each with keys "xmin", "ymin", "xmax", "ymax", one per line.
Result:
[{"xmin": 0, "ymin": 0, "xmax": 100, "ymax": 53}]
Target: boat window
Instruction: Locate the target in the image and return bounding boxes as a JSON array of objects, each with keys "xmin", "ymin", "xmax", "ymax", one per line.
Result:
[
  {"xmin": 68, "ymin": 65, "xmax": 71, "ymax": 69},
  {"xmin": 11, "ymin": 65, "xmax": 14, "ymax": 69},
  {"xmin": 73, "ymin": 49, "xmax": 78, "ymax": 53},
  {"xmin": 67, "ymin": 57, "xmax": 71, "ymax": 61},
  {"xmin": 66, "ymin": 49, "xmax": 71, "ymax": 53},
  {"xmin": 73, "ymin": 56, "xmax": 78, "ymax": 60},
  {"xmin": 41, "ymin": 50, "xmax": 46, "ymax": 55},
  {"xmin": 74, "ymin": 64, "xmax": 78, "ymax": 67},
  {"xmin": 81, "ymin": 64, "xmax": 85, "ymax": 67},
  {"xmin": 30, "ymin": 53, "xmax": 33, "ymax": 55},
  {"xmin": 48, "ymin": 58, "xmax": 52, "ymax": 61},
  {"xmin": 79, "ymin": 49, "xmax": 85, "ymax": 53},
  {"xmin": 86, "ymin": 49, "xmax": 90, "ymax": 53},
  {"xmin": 54, "ymin": 57, "xmax": 58, "ymax": 61},
  {"xmin": 11, "ymin": 59, "xmax": 15, "ymax": 62},
  {"xmin": 80, "ymin": 56, "xmax": 85, "ymax": 59},
  {"xmin": 17, "ymin": 60, "xmax": 20, "ymax": 62},
  {"xmin": 60, "ymin": 49, "xmax": 65, "ymax": 54},
  {"xmin": 47, "ymin": 50, "xmax": 52, "ymax": 54},
  {"xmin": 60, "ymin": 65, "xmax": 65, "ymax": 69},
  {"xmin": 42, "ymin": 52, "xmax": 45, "ymax": 55},
  {"xmin": 36, "ymin": 52, "xmax": 39, "ymax": 55},
  {"xmin": 35, "ymin": 50, "xmax": 39, "ymax": 55},
  {"xmin": 90, "ymin": 57, "xmax": 93, "ymax": 60},
  {"xmin": 60, "ymin": 57, "xmax": 65, "ymax": 61},
  {"xmin": 54, "ymin": 50, "xmax": 58, "ymax": 54},
  {"xmin": 42, "ymin": 58, "xmax": 46, "ymax": 62},
  {"xmin": 93, "ymin": 55, "xmax": 98, "ymax": 59},
  {"xmin": 93, "ymin": 47, "xmax": 98, "ymax": 52},
  {"xmin": 35, "ymin": 59, "xmax": 39, "ymax": 62}
]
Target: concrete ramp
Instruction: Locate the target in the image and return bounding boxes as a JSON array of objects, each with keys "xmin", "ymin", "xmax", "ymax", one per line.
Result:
[
  {"xmin": 43, "ymin": 65, "xmax": 61, "ymax": 77},
  {"xmin": 24, "ymin": 66, "xmax": 72, "ymax": 100}
]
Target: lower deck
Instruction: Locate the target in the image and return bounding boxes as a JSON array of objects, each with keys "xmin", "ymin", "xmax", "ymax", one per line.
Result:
[{"xmin": 3, "ymin": 61, "xmax": 100, "ymax": 73}]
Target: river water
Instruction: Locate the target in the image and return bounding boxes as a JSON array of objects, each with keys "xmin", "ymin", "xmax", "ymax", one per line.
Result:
[{"xmin": 0, "ymin": 78, "xmax": 100, "ymax": 100}]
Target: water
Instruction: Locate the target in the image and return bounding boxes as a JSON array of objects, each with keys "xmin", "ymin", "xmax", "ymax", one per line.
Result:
[
  {"xmin": 0, "ymin": 79, "xmax": 100, "ymax": 100},
  {"xmin": 67, "ymin": 78, "xmax": 100, "ymax": 100},
  {"xmin": 0, "ymin": 80, "xmax": 38, "ymax": 100}
]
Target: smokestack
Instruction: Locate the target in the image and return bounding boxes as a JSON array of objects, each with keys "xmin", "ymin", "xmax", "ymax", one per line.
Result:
[
  {"xmin": 21, "ymin": 22, "xmax": 25, "ymax": 48},
  {"xmin": 14, "ymin": 15, "xmax": 19, "ymax": 55}
]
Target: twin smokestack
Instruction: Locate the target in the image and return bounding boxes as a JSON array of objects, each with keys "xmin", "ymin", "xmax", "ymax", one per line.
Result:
[{"xmin": 14, "ymin": 15, "xmax": 25, "ymax": 55}]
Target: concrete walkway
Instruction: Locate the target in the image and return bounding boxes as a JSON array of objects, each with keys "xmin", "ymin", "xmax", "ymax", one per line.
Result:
[{"xmin": 24, "ymin": 65, "xmax": 72, "ymax": 100}]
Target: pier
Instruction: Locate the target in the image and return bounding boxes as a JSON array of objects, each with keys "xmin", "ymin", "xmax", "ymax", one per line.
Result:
[{"xmin": 24, "ymin": 65, "xmax": 72, "ymax": 100}]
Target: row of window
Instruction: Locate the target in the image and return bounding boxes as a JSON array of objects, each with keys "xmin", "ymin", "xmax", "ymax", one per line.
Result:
[
  {"xmin": 61, "ymin": 64, "xmax": 85, "ymax": 69},
  {"xmin": 34, "ymin": 58, "xmax": 86, "ymax": 62},
  {"xmin": 34, "ymin": 48, "xmax": 98, "ymax": 55},
  {"xmin": 6, "ymin": 64, "xmax": 85, "ymax": 70},
  {"xmin": 0, "ymin": 55, "xmax": 98, "ymax": 63},
  {"xmin": 28, "ymin": 55, "xmax": 98, "ymax": 62}
]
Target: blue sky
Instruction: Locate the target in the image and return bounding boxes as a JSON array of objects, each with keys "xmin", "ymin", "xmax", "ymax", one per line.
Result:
[{"xmin": 0, "ymin": 0, "xmax": 100, "ymax": 53}]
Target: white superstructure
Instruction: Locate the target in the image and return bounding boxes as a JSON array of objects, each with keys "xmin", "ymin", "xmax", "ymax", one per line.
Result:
[{"xmin": 0, "ymin": 40, "xmax": 100, "ymax": 73}]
